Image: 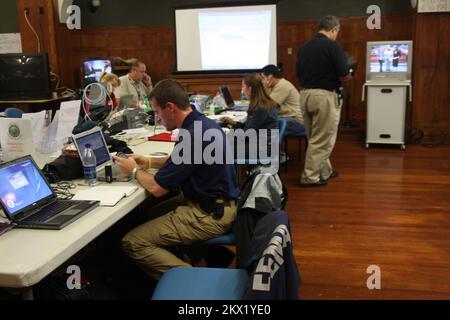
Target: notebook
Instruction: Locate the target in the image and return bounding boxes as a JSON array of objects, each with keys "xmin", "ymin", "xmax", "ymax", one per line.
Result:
[
  {"xmin": 72, "ymin": 185, "xmax": 138, "ymax": 206},
  {"xmin": 0, "ymin": 156, "xmax": 99, "ymax": 230},
  {"xmin": 148, "ymin": 132, "xmax": 177, "ymax": 142}
]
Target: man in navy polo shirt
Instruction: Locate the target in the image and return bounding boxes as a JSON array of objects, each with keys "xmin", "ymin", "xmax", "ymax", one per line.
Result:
[
  {"xmin": 296, "ymin": 15, "xmax": 352, "ymax": 187},
  {"xmin": 114, "ymin": 79, "xmax": 240, "ymax": 280}
]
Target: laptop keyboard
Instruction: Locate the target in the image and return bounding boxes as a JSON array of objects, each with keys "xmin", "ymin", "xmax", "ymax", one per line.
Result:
[{"xmin": 22, "ymin": 201, "xmax": 79, "ymax": 223}]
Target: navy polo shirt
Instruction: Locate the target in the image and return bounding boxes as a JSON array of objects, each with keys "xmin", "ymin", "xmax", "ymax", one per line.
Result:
[
  {"xmin": 154, "ymin": 110, "xmax": 240, "ymax": 201},
  {"xmin": 296, "ymin": 33, "xmax": 349, "ymax": 92}
]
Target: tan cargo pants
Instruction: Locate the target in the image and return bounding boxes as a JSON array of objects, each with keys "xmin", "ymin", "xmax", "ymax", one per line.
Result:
[
  {"xmin": 299, "ymin": 89, "xmax": 342, "ymax": 184},
  {"xmin": 122, "ymin": 199, "xmax": 236, "ymax": 280}
]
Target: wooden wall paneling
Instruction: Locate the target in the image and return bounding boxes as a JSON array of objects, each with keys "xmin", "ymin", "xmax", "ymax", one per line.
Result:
[
  {"xmin": 52, "ymin": 11, "xmax": 450, "ymax": 134},
  {"xmin": 16, "ymin": 0, "xmax": 59, "ymax": 74},
  {"xmin": 171, "ymin": 74, "xmax": 246, "ymax": 98},
  {"xmin": 412, "ymin": 13, "xmax": 450, "ymax": 133}
]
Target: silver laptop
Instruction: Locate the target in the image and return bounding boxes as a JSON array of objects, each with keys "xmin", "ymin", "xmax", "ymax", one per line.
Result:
[
  {"xmin": 72, "ymin": 127, "xmax": 131, "ymax": 182},
  {"xmin": 0, "ymin": 156, "xmax": 99, "ymax": 230}
]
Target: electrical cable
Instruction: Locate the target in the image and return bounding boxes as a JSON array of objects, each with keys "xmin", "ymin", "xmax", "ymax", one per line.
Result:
[
  {"xmin": 51, "ymin": 181, "xmax": 76, "ymax": 200},
  {"xmin": 81, "ymin": 82, "xmax": 112, "ymax": 122},
  {"xmin": 24, "ymin": 9, "xmax": 41, "ymax": 53}
]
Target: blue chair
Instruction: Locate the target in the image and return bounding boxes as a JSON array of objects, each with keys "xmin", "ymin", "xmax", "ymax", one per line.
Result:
[
  {"xmin": 4, "ymin": 107, "xmax": 23, "ymax": 118},
  {"xmin": 278, "ymin": 119, "xmax": 288, "ymax": 171},
  {"xmin": 152, "ymin": 211, "xmax": 300, "ymax": 300},
  {"xmin": 202, "ymin": 223, "xmax": 236, "ymax": 246},
  {"xmin": 152, "ymin": 267, "xmax": 249, "ymax": 300}
]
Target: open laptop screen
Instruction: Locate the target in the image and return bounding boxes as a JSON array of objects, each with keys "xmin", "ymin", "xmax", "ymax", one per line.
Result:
[
  {"xmin": 0, "ymin": 158, "xmax": 53, "ymax": 217},
  {"xmin": 74, "ymin": 130, "xmax": 111, "ymax": 168}
]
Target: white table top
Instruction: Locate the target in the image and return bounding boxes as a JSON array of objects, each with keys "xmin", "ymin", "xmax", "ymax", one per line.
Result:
[{"xmin": 0, "ymin": 136, "xmax": 174, "ymax": 288}]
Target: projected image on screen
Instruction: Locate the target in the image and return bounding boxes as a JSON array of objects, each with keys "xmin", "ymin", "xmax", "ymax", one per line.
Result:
[
  {"xmin": 175, "ymin": 4, "xmax": 277, "ymax": 72},
  {"xmin": 198, "ymin": 10, "xmax": 271, "ymax": 70},
  {"xmin": 368, "ymin": 44, "xmax": 410, "ymax": 73}
]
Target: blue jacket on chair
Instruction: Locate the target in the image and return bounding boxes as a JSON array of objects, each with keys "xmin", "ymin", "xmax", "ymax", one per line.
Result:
[{"xmin": 244, "ymin": 211, "xmax": 301, "ymax": 300}]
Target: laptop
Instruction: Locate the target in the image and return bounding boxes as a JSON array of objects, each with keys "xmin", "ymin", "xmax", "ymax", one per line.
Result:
[
  {"xmin": 219, "ymin": 85, "xmax": 249, "ymax": 111},
  {"xmin": 0, "ymin": 156, "xmax": 99, "ymax": 230},
  {"xmin": 72, "ymin": 127, "xmax": 131, "ymax": 182}
]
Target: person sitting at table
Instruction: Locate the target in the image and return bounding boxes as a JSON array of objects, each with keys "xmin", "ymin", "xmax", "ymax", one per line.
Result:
[
  {"xmin": 99, "ymin": 72, "xmax": 121, "ymax": 114},
  {"xmin": 115, "ymin": 60, "xmax": 153, "ymax": 108},
  {"xmin": 113, "ymin": 79, "xmax": 240, "ymax": 280},
  {"xmin": 220, "ymin": 73, "xmax": 279, "ymax": 162},
  {"xmin": 260, "ymin": 64, "xmax": 305, "ymax": 137},
  {"xmin": 85, "ymin": 72, "xmax": 120, "ymax": 122}
]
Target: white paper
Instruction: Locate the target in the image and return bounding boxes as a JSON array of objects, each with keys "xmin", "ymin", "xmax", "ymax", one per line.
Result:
[
  {"xmin": 122, "ymin": 127, "xmax": 150, "ymax": 136},
  {"xmin": 57, "ymin": 100, "xmax": 81, "ymax": 146},
  {"xmin": 22, "ymin": 111, "xmax": 47, "ymax": 147},
  {"xmin": 418, "ymin": 0, "xmax": 450, "ymax": 12},
  {"xmin": 40, "ymin": 111, "xmax": 60, "ymax": 154},
  {"xmin": 0, "ymin": 33, "xmax": 22, "ymax": 54},
  {"xmin": 72, "ymin": 185, "xmax": 138, "ymax": 206},
  {"xmin": 0, "ymin": 118, "xmax": 35, "ymax": 162}
]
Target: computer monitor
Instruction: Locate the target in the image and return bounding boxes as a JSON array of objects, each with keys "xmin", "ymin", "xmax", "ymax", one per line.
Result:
[
  {"xmin": 82, "ymin": 58, "xmax": 112, "ymax": 87},
  {"xmin": 366, "ymin": 41, "xmax": 413, "ymax": 82},
  {"xmin": 0, "ymin": 53, "xmax": 52, "ymax": 100},
  {"xmin": 0, "ymin": 157, "xmax": 53, "ymax": 218}
]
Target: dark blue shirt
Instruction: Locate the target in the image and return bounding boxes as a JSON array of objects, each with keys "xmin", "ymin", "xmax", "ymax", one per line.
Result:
[
  {"xmin": 155, "ymin": 110, "xmax": 240, "ymax": 201},
  {"xmin": 296, "ymin": 33, "xmax": 349, "ymax": 92}
]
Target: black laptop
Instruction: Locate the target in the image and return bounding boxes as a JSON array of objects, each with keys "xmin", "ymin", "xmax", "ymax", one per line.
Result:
[
  {"xmin": 0, "ymin": 156, "xmax": 99, "ymax": 230},
  {"xmin": 219, "ymin": 85, "xmax": 249, "ymax": 111}
]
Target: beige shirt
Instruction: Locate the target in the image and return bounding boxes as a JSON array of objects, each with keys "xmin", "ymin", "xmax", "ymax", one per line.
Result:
[
  {"xmin": 269, "ymin": 78, "xmax": 303, "ymax": 124},
  {"xmin": 116, "ymin": 74, "xmax": 151, "ymax": 103}
]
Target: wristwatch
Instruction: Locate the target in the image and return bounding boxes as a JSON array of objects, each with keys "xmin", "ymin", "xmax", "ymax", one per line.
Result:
[{"xmin": 131, "ymin": 167, "xmax": 142, "ymax": 180}]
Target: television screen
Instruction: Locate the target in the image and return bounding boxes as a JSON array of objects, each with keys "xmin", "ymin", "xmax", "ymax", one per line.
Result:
[
  {"xmin": 82, "ymin": 58, "xmax": 112, "ymax": 86},
  {"xmin": 367, "ymin": 43, "xmax": 411, "ymax": 73},
  {"xmin": 0, "ymin": 53, "xmax": 52, "ymax": 100},
  {"xmin": 175, "ymin": 4, "xmax": 277, "ymax": 73}
]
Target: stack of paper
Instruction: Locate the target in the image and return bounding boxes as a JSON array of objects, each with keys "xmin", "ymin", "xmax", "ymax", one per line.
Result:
[{"xmin": 72, "ymin": 185, "xmax": 138, "ymax": 206}]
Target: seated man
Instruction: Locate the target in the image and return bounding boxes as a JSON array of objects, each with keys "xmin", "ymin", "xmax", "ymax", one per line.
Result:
[
  {"xmin": 114, "ymin": 79, "xmax": 240, "ymax": 280},
  {"xmin": 115, "ymin": 60, "xmax": 153, "ymax": 108},
  {"xmin": 260, "ymin": 65, "xmax": 305, "ymax": 137}
]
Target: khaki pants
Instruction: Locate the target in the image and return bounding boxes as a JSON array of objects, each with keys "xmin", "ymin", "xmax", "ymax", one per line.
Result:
[
  {"xmin": 299, "ymin": 89, "xmax": 342, "ymax": 183},
  {"xmin": 122, "ymin": 200, "xmax": 236, "ymax": 280}
]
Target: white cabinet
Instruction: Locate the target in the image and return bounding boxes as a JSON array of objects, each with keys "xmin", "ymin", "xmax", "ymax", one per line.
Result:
[{"xmin": 363, "ymin": 83, "xmax": 411, "ymax": 150}]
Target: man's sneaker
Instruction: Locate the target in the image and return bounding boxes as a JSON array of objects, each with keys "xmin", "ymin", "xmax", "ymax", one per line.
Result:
[
  {"xmin": 327, "ymin": 171, "xmax": 339, "ymax": 180},
  {"xmin": 299, "ymin": 179, "xmax": 328, "ymax": 188}
]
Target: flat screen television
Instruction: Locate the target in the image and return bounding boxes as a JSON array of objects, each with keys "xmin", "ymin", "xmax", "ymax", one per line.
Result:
[
  {"xmin": 82, "ymin": 58, "xmax": 112, "ymax": 86},
  {"xmin": 366, "ymin": 41, "xmax": 413, "ymax": 82},
  {"xmin": 0, "ymin": 53, "xmax": 52, "ymax": 100}
]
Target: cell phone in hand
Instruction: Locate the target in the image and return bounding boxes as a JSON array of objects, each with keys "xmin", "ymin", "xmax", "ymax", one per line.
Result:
[{"xmin": 116, "ymin": 152, "xmax": 128, "ymax": 159}]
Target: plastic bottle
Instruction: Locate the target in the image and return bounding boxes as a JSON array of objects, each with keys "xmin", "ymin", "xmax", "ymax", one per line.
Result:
[
  {"xmin": 82, "ymin": 144, "xmax": 97, "ymax": 186},
  {"xmin": 143, "ymin": 96, "xmax": 151, "ymax": 113}
]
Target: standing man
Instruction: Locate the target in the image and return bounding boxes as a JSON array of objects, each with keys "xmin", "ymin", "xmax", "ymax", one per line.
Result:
[
  {"xmin": 116, "ymin": 61, "xmax": 153, "ymax": 108},
  {"xmin": 114, "ymin": 79, "xmax": 240, "ymax": 280},
  {"xmin": 392, "ymin": 46, "xmax": 402, "ymax": 71},
  {"xmin": 296, "ymin": 15, "xmax": 352, "ymax": 187}
]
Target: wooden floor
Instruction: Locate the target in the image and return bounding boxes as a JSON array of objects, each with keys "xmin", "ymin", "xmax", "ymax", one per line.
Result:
[{"xmin": 279, "ymin": 137, "xmax": 450, "ymax": 299}]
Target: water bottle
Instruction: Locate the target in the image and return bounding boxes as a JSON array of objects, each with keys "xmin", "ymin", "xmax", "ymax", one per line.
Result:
[
  {"xmin": 82, "ymin": 143, "xmax": 97, "ymax": 186},
  {"xmin": 143, "ymin": 96, "xmax": 151, "ymax": 113}
]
